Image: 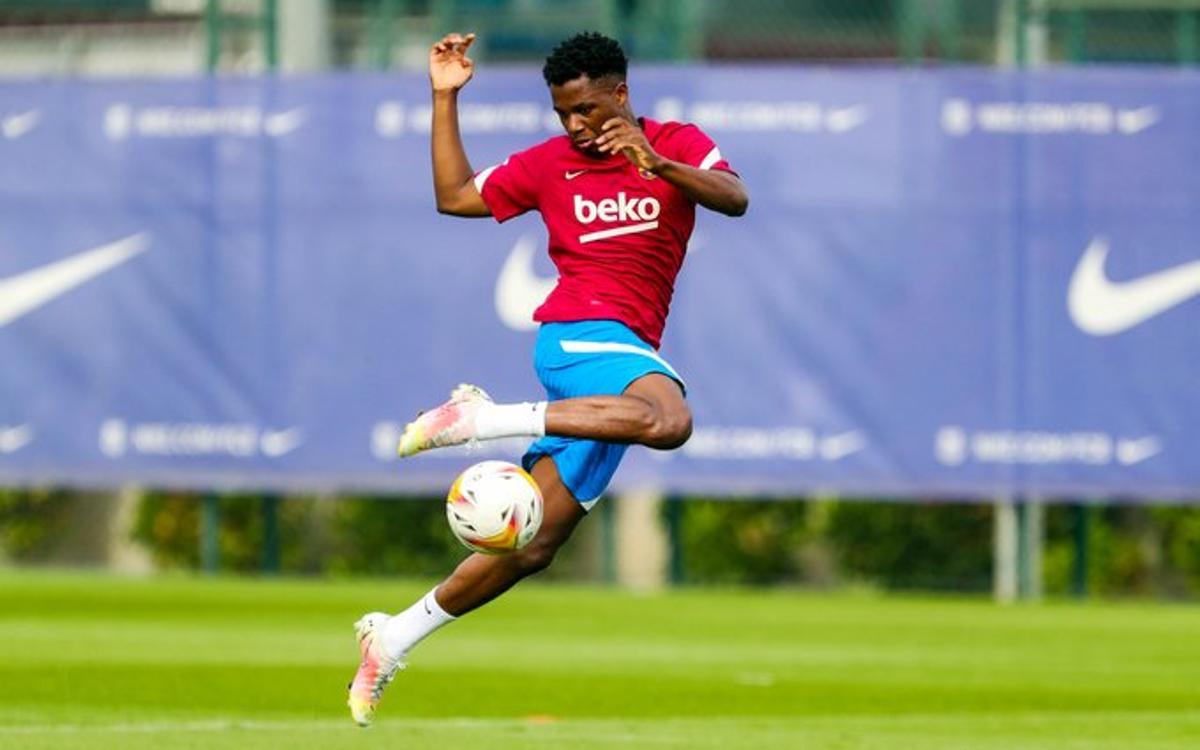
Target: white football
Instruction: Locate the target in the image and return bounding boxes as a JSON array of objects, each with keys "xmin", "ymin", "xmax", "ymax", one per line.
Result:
[{"xmin": 445, "ymin": 460, "xmax": 543, "ymax": 554}]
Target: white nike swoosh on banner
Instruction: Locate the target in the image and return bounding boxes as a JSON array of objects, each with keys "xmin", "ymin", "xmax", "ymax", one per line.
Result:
[
  {"xmin": 0, "ymin": 233, "xmax": 151, "ymax": 328},
  {"xmin": 2, "ymin": 109, "xmax": 40, "ymax": 139},
  {"xmin": 1068, "ymin": 237, "xmax": 1200, "ymax": 336},
  {"xmin": 1116, "ymin": 106, "xmax": 1159, "ymax": 135},
  {"xmin": 263, "ymin": 108, "xmax": 306, "ymax": 137},
  {"xmin": 819, "ymin": 431, "xmax": 867, "ymax": 461},
  {"xmin": 0, "ymin": 424, "xmax": 33, "ymax": 454},
  {"xmin": 494, "ymin": 234, "xmax": 557, "ymax": 332},
  {"xmin": 260, "ymin": 428, "xmax": 304, "ymax": 457},
  {"xmin": 825, "ymin": 106, "xmax": 869, "ymax": 133},
  {"xmin": 1116, "ymin": 436, "xmax": 1161, "ymax": 466}
]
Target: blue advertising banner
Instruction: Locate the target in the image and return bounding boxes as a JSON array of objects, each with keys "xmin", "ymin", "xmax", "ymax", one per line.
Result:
[{"xmin": 0, "ymin": 68, "xmax": 1197, "ymax": 498}]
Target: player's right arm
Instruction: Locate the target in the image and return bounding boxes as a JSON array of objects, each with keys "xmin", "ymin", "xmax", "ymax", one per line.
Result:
[{"xmin": 430, "ymin": 32, "xmax": 490, "ymax": 217}]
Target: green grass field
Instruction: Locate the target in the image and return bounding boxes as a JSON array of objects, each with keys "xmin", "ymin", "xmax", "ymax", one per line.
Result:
[{"xmin": 1, "ymin": 571, "xmax": 1198, "ymax": 749}]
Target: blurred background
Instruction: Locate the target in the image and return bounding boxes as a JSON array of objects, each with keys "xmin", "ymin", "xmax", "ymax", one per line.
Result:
[{"xmin": 1, "ymin": 0, "xmax": 1198, "ymax": 602}]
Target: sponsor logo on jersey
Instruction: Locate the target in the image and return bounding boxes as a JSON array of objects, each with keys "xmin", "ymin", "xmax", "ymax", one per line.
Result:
[
  {"xmin": 572, "ymin": 193, "xmax": 661, "ymax": 244},
  {"xmin": 573, "ymin": 193, "xmax": 660, "ymax": 224}
]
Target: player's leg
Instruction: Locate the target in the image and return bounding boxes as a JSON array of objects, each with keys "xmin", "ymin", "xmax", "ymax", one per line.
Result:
[
  {"xmin": 398, "ymin": 373, "xmax": 690, "ymax": 456},
  {"xmin": 347, "ymin": 456, "xmax": 584, "ymax": 726},
  {"xmin": 427, "ymin": 456, "xmax": 585, "ymax": 615},
  {"xmin": 545, "ymin": 372, "xmax": 691, "ymax": 449}
]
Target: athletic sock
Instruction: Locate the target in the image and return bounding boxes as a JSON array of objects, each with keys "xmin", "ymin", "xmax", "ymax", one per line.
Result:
[
  {"xmin": 473, "ymin": 401, "xmax": 547, "ymax": 440},
  {"xmin": 381, "ymin": 587, "xmax": 457, "ymax": 659}
]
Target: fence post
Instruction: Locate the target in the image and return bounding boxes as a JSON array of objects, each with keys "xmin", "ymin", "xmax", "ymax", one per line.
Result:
[
  {"xmin": 994, "ymin": 498, "xmax": 1018, "ymax": 602},
  {"xmin": 1072, "ymin": 502, "xmax": 1092, "ymax": 597},
  {"xmin": 614, "ymin": 490, "xmax": 669, "ymax": 590},
  {"xmin": 201, "ymin": 494, "xmax": 220, "ymax": 574},
  {"xmin": 1017, "ymin": 498, "xmax": 1043, "ymax": 599},
  {"xmin": 1178, "ymin": 10, "xmax": 1198, "ymax": 65}
]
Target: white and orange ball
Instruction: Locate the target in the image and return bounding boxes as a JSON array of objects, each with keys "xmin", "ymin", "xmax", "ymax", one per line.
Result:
[{"xmin": 445, "ymin": 460, "xmax": 543, "ymax": 554}]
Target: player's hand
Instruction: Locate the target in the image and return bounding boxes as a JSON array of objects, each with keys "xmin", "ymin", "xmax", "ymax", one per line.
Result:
[
  {"xmin": 595, "ymin": 118, "xmax": 664, "ymax": 172},
  {"xmin": 430, "ymin": 33, "xmax": 476, "ymax": 92}
]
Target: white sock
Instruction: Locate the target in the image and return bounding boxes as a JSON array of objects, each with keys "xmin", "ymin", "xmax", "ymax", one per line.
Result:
[
  {"xmin": 474, "ymin": 401, "xmax": 547, "ymax": 440},
  {"xmin": 381, "ymin": 587, "xmax": 457, "ymax": 659}
]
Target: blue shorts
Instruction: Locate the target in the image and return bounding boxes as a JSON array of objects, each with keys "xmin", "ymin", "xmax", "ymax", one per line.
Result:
[{"xmin": 521, "ymin": 320, "xmax": 685, "ymax": 510}]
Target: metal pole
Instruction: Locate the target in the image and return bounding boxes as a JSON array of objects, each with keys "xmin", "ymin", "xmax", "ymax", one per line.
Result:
[
  {"xmin": 666, "ymin": 497, "xmax": 685, "ymax": 585},
  {"xmin": 371, "ymin": 0, "xmax": 402, "ymax": 70},
  {"xmin": 600, "ymin": 497, "xmax": 615, "ymax": 584},
  {"xmin": 1017, "ymin": 498, "xmax": 1043, "ymax": 600},
  {"xmin": 1016, "ymin": 0, "xmax": 1029, "ymax": 67},
  {"xmin": 261, "ymin": 495, "xmax": 280, "ymax": 573},
  {"xmin": 260, "ymin": 0, "xmax": 282, "ymax": 575},
  {"xmin": 1067, "ymin": 7, "xmax": 1087, "ymax": 63},
  {"xmin": 937, "ymin": 0, "xmax": 962, "ymax": 62},
  {"xmin": 899, "ymin": 0, "xmax": 923, "ymax": 65},
  {"xmin": 1178, "ymin": 11, "xmax": 1198, "ymax": 65},
  {"xmin": 263, "ymin": 0, "xmax": 279, "ymax": 70},
  {"xmin": 205, "ymin": 0, "xmax": 221, "ymax": 72},
  {"xmin": 1072, "ymin": 503, "xmax": 1092, "ymax": 597},
  {"xmin": 994, "ymin": 498, "xmax": 1018, "ymax": 602},
  {"xmin": 201, "ymin": 494, "xmax": 220, "ymax": 573},
  {"xmin": 201, "ymin": 0, "xmax": 221, "ymax": 575}
]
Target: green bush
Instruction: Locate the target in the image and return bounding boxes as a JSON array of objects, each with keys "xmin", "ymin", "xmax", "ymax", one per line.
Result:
[
  {"xmin": 326, "ymin": 496, "xmax": 466, "ymax": 576},
  {"xmin": 824, "ymin": 500, "xmax": 994, "ymax": 592},
  {"xmin": 0, "ymin": 488, "xmax": 73, "ymax": 561},
  {"xmin": 673, "ymin": 498, "xmax": 815, "ymax": 585},
  {"xmin": 1043, "ymin": 504, "xmax": 1200, "ymax": 599},
  {"xmin": 130, "ymin": 491, "xmax": 466, "ymax": 576},
  {"xmin": 120, "ymin": 491, "xmax": 1200, "ymax": 598}
]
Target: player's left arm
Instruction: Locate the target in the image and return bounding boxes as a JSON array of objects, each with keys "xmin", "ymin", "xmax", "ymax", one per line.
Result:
[{"xmin": 595, "ymin": 118, "xmax": 749, "ymax": 217}]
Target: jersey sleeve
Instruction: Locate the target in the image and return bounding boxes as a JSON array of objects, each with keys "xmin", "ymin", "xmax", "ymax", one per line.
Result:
[
  {"xmin": 665, "ymin": 123, "xmax": 736, "ymax": 174},
  {"xmin": 472, "ymin": 144, "xmax": 542, "ymax": 223}
]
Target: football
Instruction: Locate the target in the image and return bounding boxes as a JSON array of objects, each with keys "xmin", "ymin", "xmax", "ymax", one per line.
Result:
[{"xmin": 445, "ymin": 460, "xmax": 543, "ymax": 554}]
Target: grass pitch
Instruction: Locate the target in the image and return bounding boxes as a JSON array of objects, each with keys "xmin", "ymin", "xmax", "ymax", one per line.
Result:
[{"xmin": 1, "ymin": 571, "xmax": 1198, "ymax": 749}]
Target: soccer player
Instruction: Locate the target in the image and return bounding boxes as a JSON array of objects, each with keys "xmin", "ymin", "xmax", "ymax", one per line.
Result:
[{"xmin": 348, "ymin": 30, "xmax": 747, "ymax": 726}]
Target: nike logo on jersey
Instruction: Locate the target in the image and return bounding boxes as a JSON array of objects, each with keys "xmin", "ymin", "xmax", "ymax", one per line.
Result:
[
  {"xmin": 1067, "ymin": 237, "xmax": 1200, "ymax": 335},
  {"xmin": 0, "ymin": 233, "xmax": 151, "ymax": 328},
  {"xmin": 495, "ymin": 234, "xmax": 557, "ymax": 332},
  {"xmin": 564, "ymin": 169, "xmax": 588, "ymax": 180}
]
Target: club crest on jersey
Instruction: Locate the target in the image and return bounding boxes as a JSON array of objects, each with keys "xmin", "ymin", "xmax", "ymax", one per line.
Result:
[{"xmin": 638, "ymin": 168, "xmax": 656, "ymax": 180}]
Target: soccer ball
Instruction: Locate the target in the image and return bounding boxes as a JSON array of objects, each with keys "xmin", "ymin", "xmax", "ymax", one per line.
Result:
[{"xmin": 445, "ymin": 460, "xmax": 543, "ymax": 554}]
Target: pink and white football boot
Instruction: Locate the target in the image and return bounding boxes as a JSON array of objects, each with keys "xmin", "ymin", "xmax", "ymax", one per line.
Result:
[
  {"xmin": 396, "ymin": 384, "xmax": 492, "ymax": 457},
  {"xmin": 347, "ymin": 612, "xmax": 404, "ymax": 727}
]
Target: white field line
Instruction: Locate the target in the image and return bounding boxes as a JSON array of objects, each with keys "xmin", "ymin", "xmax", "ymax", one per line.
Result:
[
  {"xmin": 2, "ymin": 711, "xmax": 1197, "ymax": 738},
  {"xmin": 0, "ymin": 718, "xmax": 496, "ymax": 734},
  {"xmin": 0, "ymin": 717, "xmax": 691, "ymax": 745}
]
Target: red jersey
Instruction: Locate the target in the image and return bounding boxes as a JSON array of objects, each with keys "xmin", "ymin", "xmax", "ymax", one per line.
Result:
[{"xmin": 474, "ymin": 118, "xmax": 733, "ymax": 349}]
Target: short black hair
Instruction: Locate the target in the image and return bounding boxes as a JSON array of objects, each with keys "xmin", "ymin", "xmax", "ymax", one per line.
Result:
[{"xmin": 542, "ymin": 31, "xmax": 627, "ymax": 87}]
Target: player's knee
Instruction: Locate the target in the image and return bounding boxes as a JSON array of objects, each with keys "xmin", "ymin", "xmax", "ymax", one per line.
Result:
[
  {"xmin": 646, "ymin": 407, "xmax": 692, "ymax": 450},
  {"xmin": 515, "ymin": 537, "xmax": 560, "ymax": 575}
]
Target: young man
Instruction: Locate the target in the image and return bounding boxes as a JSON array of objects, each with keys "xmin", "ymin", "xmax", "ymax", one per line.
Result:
[{"xmin": 348, "ymin": 31, "xmax": 747, "ymax": 726}]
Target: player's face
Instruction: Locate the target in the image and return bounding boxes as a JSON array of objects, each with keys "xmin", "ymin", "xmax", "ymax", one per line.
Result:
[{"xmin": 550, "ymin": 75, "xmax": 629, "ymax": 156}]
